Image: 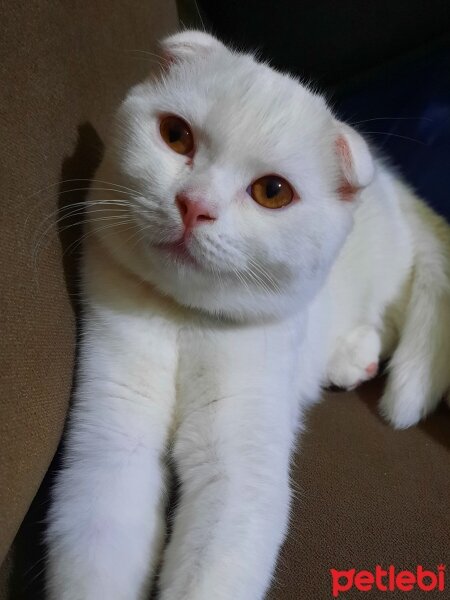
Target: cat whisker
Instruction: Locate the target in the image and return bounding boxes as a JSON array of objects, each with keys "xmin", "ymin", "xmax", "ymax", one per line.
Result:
[
  {"xmin": 192, "ymin": 0, "xmax": 207, "ymax": 32},
  {"xmin": 247, "ymin": 256, "xmax": 281, "ymax": 294},
  {"xmin": 34, "ymin": 200, "xmax": 131, "ymax": 232},
  {"xmin": 233, "ymin": 267, "xmax": 256, "ymax": 302},
  {"xmin": 59, "ymin": 214, "xmax": 133, "ymax": 236},
  {"xmin": 32, "ymin": 214, "xmax": 135, "ymax": 275},
  {"xmin": 350, "ymin": 116, "xmax": 433, "ymax": 126},
  {"xmin": 123, "ymin": 221, "xmax": 152, "ymax": 251},
  {"xmin": 359, "ymin": 130, "xmax": 426, "ymax": 145},
  {"xmin": 245, "ymin": 268, "xmax": 273, "ymax": 296},
  {"xmin": 212, "ymin": 262, "xmax": 224, "ymax": 289},
  {"xmin": 58, "ymin": 186, "xmax": 136, "ymax": 196},
  {"xmin": 27, "ymin": 178, "xmax": 141, "ymax": 199},
  {"xmin": 32, "ymin": 202, "xmax": 132, "ymax": 261},
  {"xmin": 23, "ymin": 182, "xmax": 139, "ymax": 237},
  {"xmin": 241, "ymin": 252, "xmax": 281, "ymax": 295},
  {"xmin": 23, "ymin": 562, "xmax": 48, "ymax": 589},
  {"xmin": 61, "ymin": 220, "xmax": 138, "ymax": 262},
  {"xmin": 126, "ymin": 49, "xmax": 169, "ymax": 68}
]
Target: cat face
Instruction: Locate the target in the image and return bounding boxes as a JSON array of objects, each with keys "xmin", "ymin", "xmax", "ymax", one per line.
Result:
[{"xmin": 92, "ymin": 31, "xmax": 373, "ymax": 320}]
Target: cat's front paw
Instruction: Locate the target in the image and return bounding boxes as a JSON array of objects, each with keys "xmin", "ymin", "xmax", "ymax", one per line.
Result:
[
  {"xmin": 327, "ymin": 325, "xmax": 381, "ymax": 390},
  {"xmin": 379, "ymin": 377, "xmax": 441, "ymax": 429},
  {"xmin": 379, "ymin": 388, "xmax": 423, "ymax": 429}
]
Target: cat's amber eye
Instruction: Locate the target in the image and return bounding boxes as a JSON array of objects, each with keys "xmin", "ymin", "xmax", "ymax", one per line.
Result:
[
  {"xmin": 160, "ymin": 115, "xmax": 194, "ymax": 156},
  {"xmin": 250, "ymin": 175, "xmax": 295, "ymax": 209}
]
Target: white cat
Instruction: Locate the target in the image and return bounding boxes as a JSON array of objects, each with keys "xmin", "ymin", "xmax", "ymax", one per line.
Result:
[{"xmin": 46, "ymin": 31, "xmax": 450, "ymax": 600}]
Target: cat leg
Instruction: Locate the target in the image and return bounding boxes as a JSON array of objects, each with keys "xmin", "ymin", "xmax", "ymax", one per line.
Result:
[
  {"xmin": 158, "ymin": 392, "xmax": 294, "ymax": 600},
  {"xmin": 46, "ymin": 311, "xmax": 178, "ymax": 600},
  {"xmin": 379, "ymin": 198, "xmax": 450, "ymax": 427},
  {"xmin": 158, "ymin": 325, "xmax": 299, "ymax": 600},
  {"xmin": 379, "ymin": 290, "xmax": 450, "ymax": 429},
  {"xmin": 326, "ymin": 324, "xmax": 381, "ymax": 390}
]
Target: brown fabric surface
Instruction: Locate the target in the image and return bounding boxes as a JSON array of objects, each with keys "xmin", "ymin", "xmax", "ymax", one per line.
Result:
[
  {"xmin": 4, "ymin": 381, "xmax": 449, "ymax": 600},
  {"xmin": 268, "ymin": 379, "xmax": 450, "ymax": 600},
  {"xmin": 2, "ymin": 3, "xmax": 449, "ymax": 599},
  {"xmin": 0, "ymin": 0, "xmax": 178, "ymax": 571}
]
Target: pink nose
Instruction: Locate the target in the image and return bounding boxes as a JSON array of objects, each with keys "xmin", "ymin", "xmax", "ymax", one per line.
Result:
[{"xmin": 176, "ymin": 193, "xmax": 216, "ymax": 231}]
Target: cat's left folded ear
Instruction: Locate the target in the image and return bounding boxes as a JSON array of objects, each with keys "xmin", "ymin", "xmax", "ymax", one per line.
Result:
[
  {"xmin": 160, "ymin": 30, "xmax": 226, "ymax": 64},
  {"xmin": 334, "ymin": 121, "xmax": 374, "ymax": 201}
]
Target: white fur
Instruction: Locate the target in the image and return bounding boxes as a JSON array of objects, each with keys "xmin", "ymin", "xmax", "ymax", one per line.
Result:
[
  {"xmin": 325, "ymin": 172, "xmax": 450, "ymax": 428},
  {"xmin": 46, "ymin": 31, "xmax": 450, "ymax": 599}
]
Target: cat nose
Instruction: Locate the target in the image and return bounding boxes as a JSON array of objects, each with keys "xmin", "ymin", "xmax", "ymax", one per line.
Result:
[{"xmin": 176, "ymin": 193, "xmax": 217, "ymax": 231}]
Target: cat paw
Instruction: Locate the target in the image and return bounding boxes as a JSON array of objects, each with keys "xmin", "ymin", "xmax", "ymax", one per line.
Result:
[
  {"xmin": 327, "ymin": 325, "xmax": 381, "ymax": 390},
  {"xmin": 379, "ymin": 379, "xmax": 444, "ymax": 429},
  {"xmin": 378, "ymin": 389, "xmax": 422, "ymax": 429}
]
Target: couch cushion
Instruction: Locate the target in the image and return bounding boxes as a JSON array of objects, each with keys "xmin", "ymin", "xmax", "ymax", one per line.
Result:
[
  {"xmin": 0, "ymin": 0, "xmax": 177, "ymax": 567},
  {"xmin": 268, "ymin": 379, "xmax": 450, "ymax": 599},
  {"xmin": 7, "ymin": 378, "xmax": 449, "ymax": 599}
]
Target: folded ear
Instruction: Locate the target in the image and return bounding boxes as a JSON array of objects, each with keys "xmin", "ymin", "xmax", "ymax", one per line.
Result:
[
  {"xmin": 335, "ymin": 122, "xmax": 374, "ymax": 201},
  {"xmin": 160, "ymin": 30, "xmax": 226, "ymax": 64}
]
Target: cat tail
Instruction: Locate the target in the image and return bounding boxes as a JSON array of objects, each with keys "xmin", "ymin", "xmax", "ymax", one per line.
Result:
[{"xmin": 380, "ymin": 196, "xmax": 450, "ymax": 429}]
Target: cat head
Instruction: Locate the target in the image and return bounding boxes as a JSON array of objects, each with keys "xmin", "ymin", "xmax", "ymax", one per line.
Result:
[{"xmin": 92, "ymin": 30, "xmax": 374, "ymax": 320}]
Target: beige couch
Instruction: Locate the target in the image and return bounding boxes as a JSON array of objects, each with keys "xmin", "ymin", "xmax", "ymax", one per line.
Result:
[{"xmin": 1, "ymin": 2, "xmax": 449, "ymax": 598}]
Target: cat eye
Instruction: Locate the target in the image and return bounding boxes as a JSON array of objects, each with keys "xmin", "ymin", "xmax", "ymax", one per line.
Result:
[
  {"xmin": 160, "ymin": 115, "xmax": 194, "ymax": 156},
  {"xmin": 249, "ymin": 175, "xmax": 294, "ymax": 209}
]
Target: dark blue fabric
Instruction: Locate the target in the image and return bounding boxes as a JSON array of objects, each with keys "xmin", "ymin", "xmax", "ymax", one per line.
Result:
[{"xmin": 335, "ymin": 47, "xmax": 450, "ymax": 221}]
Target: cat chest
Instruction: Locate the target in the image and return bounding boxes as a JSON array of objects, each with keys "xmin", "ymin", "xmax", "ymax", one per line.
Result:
[{"xmin": 174, "ymin": 322, "xmax": 302, "ymax": 409}]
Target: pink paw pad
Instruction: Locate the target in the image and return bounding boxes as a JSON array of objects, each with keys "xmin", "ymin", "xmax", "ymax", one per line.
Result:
[{"xmin": 365, "ymin": 362, "xmax": 378, "ymax": 377}]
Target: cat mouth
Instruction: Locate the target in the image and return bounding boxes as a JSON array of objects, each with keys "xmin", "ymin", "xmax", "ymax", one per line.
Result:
[{"xmin": 155, "ymin": 239, "xmax": 200, "ymax": 267}]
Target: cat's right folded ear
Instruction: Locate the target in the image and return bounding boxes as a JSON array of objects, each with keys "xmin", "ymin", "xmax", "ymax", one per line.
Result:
[
  {"xmin": 160, "ymin": 30, "xmax": 226, "ymax": 65},
  {"xmin": 334, "ymin": 121, "xmax": 375, "ymax": 201}
]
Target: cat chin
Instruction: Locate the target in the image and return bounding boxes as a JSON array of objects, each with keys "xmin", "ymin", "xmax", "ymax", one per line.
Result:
[
  {"xmin": 153, "ymin": 267, "xmax": 322, "ymax": 323},
  {"xmin": 95, "ymin": 224, "xmax": 315, "ymax": 321},
  {"xmin": 155, "ymin": 277, "xmax": 311, "ymax": 323}
]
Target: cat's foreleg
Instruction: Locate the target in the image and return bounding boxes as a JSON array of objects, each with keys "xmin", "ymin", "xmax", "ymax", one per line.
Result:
[
  {"xmin": 46, "ymin": 310, "xmax": 178, "ymax": 600},
  {"xmin": 158, "ymin": 352, "xmax": 297, "ymax": 600}
]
